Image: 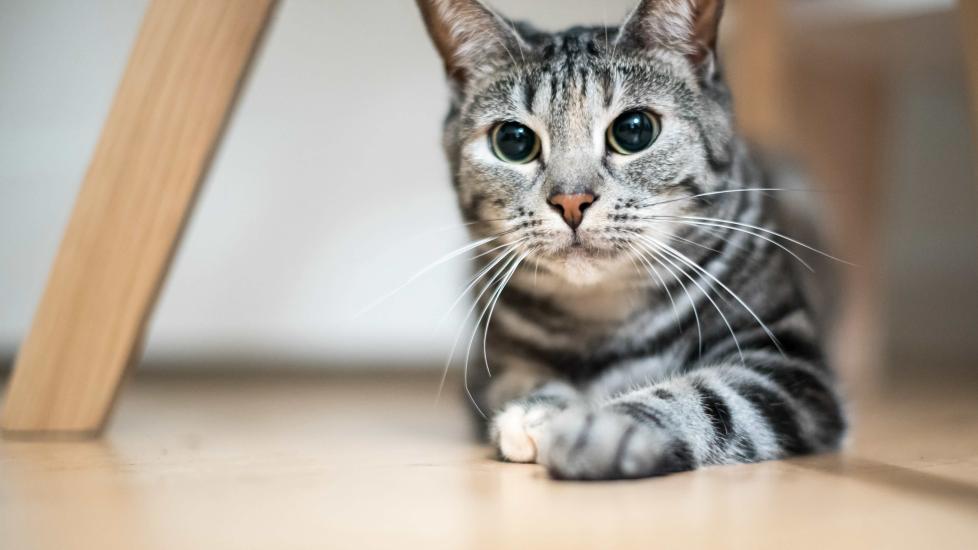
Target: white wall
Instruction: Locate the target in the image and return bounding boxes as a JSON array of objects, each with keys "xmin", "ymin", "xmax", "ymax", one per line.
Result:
[
  {"xmin": 3, "ymin": 0, "xmax": 974, "ymax": 369},
  {"xmin": 0, "ymin": 0, "xmax": 636, "ymax": 365}
]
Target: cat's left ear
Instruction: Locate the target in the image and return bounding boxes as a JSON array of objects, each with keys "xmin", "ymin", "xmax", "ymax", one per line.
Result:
[
  {"xmin": 617, "ymin": 0, "xmax": 724, "ymax": 69},
  {"xmin": 415, "ymin": 0, "xmax": 524, "ymax": 90}
]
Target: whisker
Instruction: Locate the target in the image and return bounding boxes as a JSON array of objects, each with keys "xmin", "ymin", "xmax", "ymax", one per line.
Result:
[
  {"xmin": 396, "ymin": 217, "xmax": 513, "ymax": 246},
  {"xmin": 631, "ymin": 235, "xmax": 703, "ymax": 356},
  {"xmin": 473, "ymin": 250, "xmax": 525, "ymax": 377},
  {"xmin": 479, "ymin": 248, "xmax": 534, "ymax": 379},
  {"xmin": 453, "ymin": 246, "xmax": 527, "ymax": 417},
  {"xmin": 436, "ymin": 244, "xmax": 523, "ymax": 415},
  {"xmin": 664, "ymin": 215, "xmax": 853, "ymax": 266},
  {"xmin": 357, "ymin": 229, "xmax": 517, "ymax": 318},
  {"xmin": 642, "ymin": 236, "xmax": 784, "ymax": 357},
  {"xmin": 632, "ymin": 235, "xmax": 744, "ymax": 363},
  {"xmin": 635, "ymin": 187, "xmax": 812, "ymax": 210},
  {"xmin": 664, "ymin": 220, "xmax": 749, "ymax": 254},
  {"xmin": 623, "ymin": 245, "xmax": 649, "ymax": 286},
  {"xmin": 642, "ymin": 217, "xmax": 816, "ymax": 273},
  {"xmin": 642, "ymin": 223, "xmax": 725, "ymax": 256},
  {"xmin": 436, "ymin": 239, "xmax": 527, "ymax": 328},
  {"xmin": 626, "ymin": 241, "xmax": 682, "ymax": 330}
]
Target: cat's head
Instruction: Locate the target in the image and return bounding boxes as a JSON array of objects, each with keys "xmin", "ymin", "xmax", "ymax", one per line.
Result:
[{"xmin": 417, "ymin": 0, "xmax": 735, "ymax": 286}]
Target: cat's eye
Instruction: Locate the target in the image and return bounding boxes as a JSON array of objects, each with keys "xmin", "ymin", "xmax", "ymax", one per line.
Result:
[
  {"xmin": 491, "ymin": 122, "xmax": 541, "ymax": 164},
  {"xmin": 607, "ymin": 110, "xmax": 660, "ymax": 155}
]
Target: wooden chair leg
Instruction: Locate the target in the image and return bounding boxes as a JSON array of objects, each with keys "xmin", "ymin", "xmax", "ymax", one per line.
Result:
[
  {"xmin": 1, "ymin": 0, "xmax": 278, "ymax": 437},
  {"xmin": 726, "ymin": 0, "xmax": 789, "ymax": 149},
  {"xmin": 960, "ymin": 1, "xmax": 978, "ymax": 159}
]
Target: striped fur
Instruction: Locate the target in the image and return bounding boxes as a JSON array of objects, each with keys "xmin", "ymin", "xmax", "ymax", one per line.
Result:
[{"xmin": 417, "ymin": 0, "xmax": 846, "ymax": 480}]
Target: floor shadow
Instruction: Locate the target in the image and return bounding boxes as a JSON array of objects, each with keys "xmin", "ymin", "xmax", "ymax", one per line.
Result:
[{"xmin": 790, "ymin": 454, "xmax": 978, "ymax": 510}]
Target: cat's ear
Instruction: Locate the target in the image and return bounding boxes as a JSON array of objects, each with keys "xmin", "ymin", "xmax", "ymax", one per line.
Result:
[
  {"xmin": 617, "ymin": 0, "xmax": 724, "ymax": 67},
  {"xmin": 415, "ymin": 0, "xmax": 523, "ymax": 88}
]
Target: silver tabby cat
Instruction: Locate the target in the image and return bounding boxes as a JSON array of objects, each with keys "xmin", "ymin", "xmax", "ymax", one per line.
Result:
[{"xmin": 416, "ymin": 0, "xmax": 846, "ymax": 480}]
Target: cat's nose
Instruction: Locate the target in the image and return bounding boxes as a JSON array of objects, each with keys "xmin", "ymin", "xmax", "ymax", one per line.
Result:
[{"xmin": 548, "ymin": 192, "xmax": 596, "ymax": 230}]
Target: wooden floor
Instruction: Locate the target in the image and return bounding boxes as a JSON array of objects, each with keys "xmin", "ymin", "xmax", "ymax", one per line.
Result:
[{"xmin": 2, "ymin": 368, "xmax": 977, "ymax": 549}]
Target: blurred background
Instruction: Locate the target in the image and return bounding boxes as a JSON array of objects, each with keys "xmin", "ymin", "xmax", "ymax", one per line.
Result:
[{"xmin": 1, "ymin": 0, "xmax": 975, "ymax": 386}]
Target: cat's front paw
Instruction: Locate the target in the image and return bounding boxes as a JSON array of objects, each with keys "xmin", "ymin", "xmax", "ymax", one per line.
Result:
[
  {"xmin": 491, "ymin": 399, "xmax": 565, "ymax": 463},
  {"xmin": 537, "ymin": 407, "xmax": 693, "ymax": 480}
]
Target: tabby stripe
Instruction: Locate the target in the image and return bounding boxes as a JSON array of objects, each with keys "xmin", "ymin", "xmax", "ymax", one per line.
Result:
[
  {"xmin": 693, "ymin": 382, "xmax": 734, "ymax": 447},
  {"xmin": 676, "ymin": 177, "xmax": 707, "ymax": 205},
  {"xmin": 601, "ymin": 67, "xmax": 614, "ymax": 108},
  {"xmin": 741, "ymin": 362, "xmax": 845, "ymax": 447},
  {"xmin": 490, "ymin": 312, "xmax": 698, "ymax": 383},
  {"xmin": 541, "ymin": 43, "xmax": 556, "ymax": 60},
  {"xmin": 570, "ymin": 413, "xmax": 596, "ymax": 454},
  {"xmin": 655, "ymin": 439, "xmax": 697, "ymax": 475},
  {"xmin": 694, "ymin": 120, "xmax": 732, "ymax": 174},
  {"xmin": 585, "ymin": 39, "xmax": 600, "ymax": 56},
  {"xmin": 523, "ymin": 77, "xmax": 537, "ymax": 114},
  {"xmin": 760, "ymin": 330, "xmax": 824, "ymax": 365},
  {"xmin": 666, "ymin": 193, "xmax": 757, "ymax": 305},
  {"xmin": 691, "ymin": 278, "xmax": 801, "ymax": 362},
  {"xmin": 613, "ymin": 401, "xmax": 667, "ymax": 429},
  {"xmin": 732, "ymin": 381, "xmax": 812, "ymax": 455},
  {"xmin": 653, "ymin": 388, "xmax": 675, "ymax": 401},
  {"xmin": 734, "ymin": 435, "xmax": 758, "ymax": 461},
  {"xmin": 706, "ymin": 327, "xmax": 824, "ymax": 367},
  {"xmin": 612, "ymin": 423, "xmax": 639, "ymax": 477}
]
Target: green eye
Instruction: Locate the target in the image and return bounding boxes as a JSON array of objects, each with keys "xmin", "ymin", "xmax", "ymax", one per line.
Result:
[
  {"xmin": 491, "ymin": 122, "xmax": 541, "ymax": 164},
  {"xmin": 607, "ymin": 110, "xmax": 660, "ymax": 155}
]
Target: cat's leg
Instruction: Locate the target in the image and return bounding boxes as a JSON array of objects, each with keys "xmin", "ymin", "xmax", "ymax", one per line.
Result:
[
  {"xmin": 485, "ymin": 357, "xmax": 581, "ymax": 463},
  {"xmin": 536, "ymin": 354, "xmax": 846, "ymax": 480}
]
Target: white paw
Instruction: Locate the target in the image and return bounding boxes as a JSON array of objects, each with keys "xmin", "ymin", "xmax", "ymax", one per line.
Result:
[{"xmin": 493, "ymin": 404, "xmax": 556, "ymax": 463}]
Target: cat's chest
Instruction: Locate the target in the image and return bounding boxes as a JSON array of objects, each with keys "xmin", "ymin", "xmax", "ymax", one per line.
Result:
[
  {"xmin": 500, "ymin": 280, "xmax": 663, "ymax": 345},
  {"xmin": 552, "ymin": 288, "xmax": 642, "ymax": 325}
]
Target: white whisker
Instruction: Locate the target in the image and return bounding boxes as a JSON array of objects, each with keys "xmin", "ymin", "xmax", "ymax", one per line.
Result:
[
  {"xmin": 665, "ymin": 215, "xmax": 852, "ymax": 266},
  {"xmin": 436, "ymin": 244, "xmax": 524, "ymax": 416},
  {"xmin": 636, "ymin": 187, "xmax": 809, "ymax": 210},
  {"xmin": 632, "ymin": 234, "xmax": 744, "ymax": 363},
  {"xmin": 626, "ymin": 241, "xmax": 681, "ymax": 330},
  {"xmin": 644, "ymin": 217, "xmax": 816, "ymax": 273},
  {"xmin": 642, "ymin": 236, "xmax": 784, "ymax": 356},
  {"xmin": 479, "ymin": 248, "xmax": 533, "ymax": 379},
  {"xmin": 436, "ymin": 238, "xmax": 528, "ymax": 327},
  {"xmin": 357, "ymin": 232, "xmax": 512, "ymax": 318},
  {"xmin": 633, "ymin": 235, "xmax": 704, "ymax": 356}
]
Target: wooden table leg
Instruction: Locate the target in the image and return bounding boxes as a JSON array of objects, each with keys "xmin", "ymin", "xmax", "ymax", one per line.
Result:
[{"xmin": 1, "ymin": 0, "xmax": 278, "ymax": 437}]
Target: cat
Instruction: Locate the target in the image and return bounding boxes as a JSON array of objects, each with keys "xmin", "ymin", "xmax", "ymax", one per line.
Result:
[{"xmin": 415, "ymin": 0, "xmax": 847, "ymax": 480}]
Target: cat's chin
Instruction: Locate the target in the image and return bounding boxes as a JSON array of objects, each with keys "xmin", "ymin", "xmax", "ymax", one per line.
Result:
[{"xmin": 546, "ymin": 247, "xmax": 627, "ymax": 287}]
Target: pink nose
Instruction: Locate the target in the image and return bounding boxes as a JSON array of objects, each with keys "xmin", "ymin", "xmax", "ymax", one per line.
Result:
[{"xmin": 548, "ymin": 193, "xmax": 596, "ymax": 229}]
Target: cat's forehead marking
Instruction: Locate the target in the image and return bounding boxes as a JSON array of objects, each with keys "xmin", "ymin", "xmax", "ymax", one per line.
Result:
[{"xmin": 462, "ymin": 26, "xmax": 699, "ymax": 141}]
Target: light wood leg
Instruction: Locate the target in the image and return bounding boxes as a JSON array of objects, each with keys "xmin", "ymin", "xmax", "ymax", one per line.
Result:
[
  {"xmin": 1, "ymin": 0, "xmax": 278, "ymax": 436},
  {"xmin": 961, "ymin": 1, "xmax": 978, "ymax": 138},
  {"xmin": 726, "ymin": 0, "xmax": 788, "ymax": 149}
]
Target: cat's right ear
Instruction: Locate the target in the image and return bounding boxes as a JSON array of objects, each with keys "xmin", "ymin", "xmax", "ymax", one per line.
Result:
[{"xmin": 415, "ymin": 0, "xmax": 523, "ymax": 89}]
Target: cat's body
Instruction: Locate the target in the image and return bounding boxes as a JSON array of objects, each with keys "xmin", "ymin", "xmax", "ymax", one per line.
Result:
[{"xmin": 417, "ymin": 0, "xmax": 846, "ymax": 480}]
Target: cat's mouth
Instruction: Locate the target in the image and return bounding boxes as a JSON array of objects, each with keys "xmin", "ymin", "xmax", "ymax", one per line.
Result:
[
  {"xmin": 549, "ymin": 239, "xmax": 617, "ymax": 261},
  {"xmin": 536, "ymin": 241, "xmax": 622, "ymax": 285}
]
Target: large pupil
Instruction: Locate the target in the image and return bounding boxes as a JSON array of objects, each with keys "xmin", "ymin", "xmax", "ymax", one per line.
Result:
[
  {"xmin": 496, "ymin": 122, "xmax": 536, "ymax": 161},
  {"xmin": 613, "ymin": 112, "xmax": 654, "ymax": 152}
]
